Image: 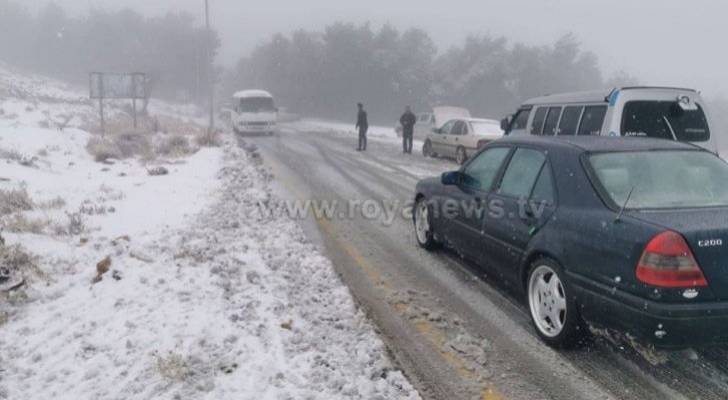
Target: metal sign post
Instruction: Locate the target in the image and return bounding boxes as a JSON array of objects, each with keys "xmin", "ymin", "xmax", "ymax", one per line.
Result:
[
  {"xmin": 90, "ymin": 72, "xmax": 147, "ymax": 134},
  {"xmin": 98, "ymin": 76, "xmax": 105, "ymax": 136}
]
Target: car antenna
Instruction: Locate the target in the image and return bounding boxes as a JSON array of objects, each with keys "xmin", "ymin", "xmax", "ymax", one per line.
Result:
[{"xmin": 615, "ymin": 186, "xmax": 635, "ymax": 223}]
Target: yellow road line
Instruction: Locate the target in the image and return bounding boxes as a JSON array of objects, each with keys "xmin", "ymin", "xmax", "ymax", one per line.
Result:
[{"xmin": 315, "ymin": 215, "xmax": 503, "ymax": 400}]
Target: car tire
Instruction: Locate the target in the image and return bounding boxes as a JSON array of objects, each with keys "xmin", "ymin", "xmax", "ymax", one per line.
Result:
[
  {"xmin": 456, "ymin": 146, "xmax": 467, "ymax": 165},
  {"xmin": 423, "ymin": 140, "xmax": 433, "ymax": 157},
  {"xmin": 527, "ymin": 258, "xmax": 586, "ymax": 348},
  {"xmin": 413, "ymin": 197, "xmax": 438, "ymax": 251}
]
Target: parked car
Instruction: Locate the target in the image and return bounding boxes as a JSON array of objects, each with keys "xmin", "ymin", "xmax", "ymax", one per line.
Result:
[
  {"xmin": 230, "ymin": 89, "xmax": 278, "ymax": 135},
  {"xmin": 395, "ymin": 106, "xmax": 471, "ymax": 141},
  {"xmin": 501, "ymin": 86, "xmax": 719, "ymax": 153},
  {"xmin": 423, "ymin": 118, "xmax": 503, "ymax": 165},
  {"xmin": 413, "ymin": 135, "xmax": 728, "ymax": 348}
]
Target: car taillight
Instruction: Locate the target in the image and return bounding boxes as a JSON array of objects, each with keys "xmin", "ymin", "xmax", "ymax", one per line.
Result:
[
  {"xmin": 636, "ymin": 231, "xmax": 708, "ymax": 288},
  {"xmin": 477, "ymin": 139, "xmax": 490, "ymax": 149}
]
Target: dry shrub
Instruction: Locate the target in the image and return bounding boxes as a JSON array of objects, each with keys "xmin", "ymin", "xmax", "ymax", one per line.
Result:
[
  {"xmin": 155, "ymin": 352, "xmax": 192, "ymax": 382},
  {"xmin": 82, "ymin": 112, "xmax": 205, "ymax": 137},
  {"xmin": 0, "ymin": 188, "xmax": 34, "ymax": 216},
  {"xmin": 115, "ymin": 131, "xmax": 152, "ymax": 159},
  {"xmin": 0, "ymin": 243, "xmax": 34, "ymax": 273},
  {"xmin": 0, "ymin": 148, "xmax": 34, "ymax": 166},
  {"xmin": 86, "ymin": 131, "xmax": 152, "ymax": 162},
  {"xmin": 155, "ymin": 135, "xmax": 193, "ymax": 157},
  {"xmin": 0, "ymin": 243, "xmax": 44, "ymax": 291},
  {"xmin": 195, "ymin": 131, "xmax": 221, "ymax": 147},
  {"xmin": 52, "ymin": 212, "xmax": 85, "ymax": 236},
  {"xmin": 1, "ymin": 213, "xmax": 48, "ymax": 234},
  {"xmin": 156, "ymin": 115, "xmax": 206, "ymax": 136},
  {"xmin": 86, "ymin": 136, "xmax": 122, "ymax": 162},
  {"xmin": 38, "ymin": 196, "xmax": 66, "ymax": 210}
]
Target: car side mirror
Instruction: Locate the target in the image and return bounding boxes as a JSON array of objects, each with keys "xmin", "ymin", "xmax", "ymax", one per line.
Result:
[
  {"xmin": 441, "ymin": 171, "xmax": 462, "ymax": 186},
  {"xmin": 500, "ymin": 116, "xmax": 512, "ymax": 132}
]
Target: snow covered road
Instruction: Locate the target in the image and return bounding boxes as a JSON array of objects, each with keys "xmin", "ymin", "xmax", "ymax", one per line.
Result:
[{"xmin": 248, "ymin": 122, "xmax": 728, "ymax": 400}]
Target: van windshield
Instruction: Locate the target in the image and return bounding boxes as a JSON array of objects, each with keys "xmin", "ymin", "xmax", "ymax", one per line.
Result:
[
  {"xmin": 621, "ymin": 100, "xmax": 710, "ymax": 142},
  {"xmin": 239, "ymin": 97, "xmax": 276, "ymax": 113}
]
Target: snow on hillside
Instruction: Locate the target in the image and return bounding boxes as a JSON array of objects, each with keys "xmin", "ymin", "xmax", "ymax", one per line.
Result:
[{"xmin": 0, "ymin": 67, "xmax": 420, "ymax": 399}]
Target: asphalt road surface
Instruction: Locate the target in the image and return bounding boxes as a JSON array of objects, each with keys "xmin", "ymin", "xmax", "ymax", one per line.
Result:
[{"xmin": 241, "ymin": 123, "xmax": 728, "ymax": 400}]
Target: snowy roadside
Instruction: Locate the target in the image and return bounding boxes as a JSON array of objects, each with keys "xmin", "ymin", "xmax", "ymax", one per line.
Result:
[{"xmin": 0, "ymin": 68, "xmax": 421, "ymax": 399}]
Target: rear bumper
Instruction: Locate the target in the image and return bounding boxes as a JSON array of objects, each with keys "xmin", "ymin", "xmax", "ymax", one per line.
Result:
[{"xmin": 569, "ymin": 272, "xmax": 728, "ymax": 348}]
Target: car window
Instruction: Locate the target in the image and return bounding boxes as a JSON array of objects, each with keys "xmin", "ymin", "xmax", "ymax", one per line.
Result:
[
  {"xmin": 542, "ymin": 107, "xmax": 562, "ymax": 136},
  {"xmin": 461, "ymin": 147, "xmax": 511, "ymax": 191},
  {"xmin": 440, "ymin": 120, "xmax": 455, "ymax": 134},
  {"xmin": 510, "ymin": 109, "xmax": 531, "ymax": 132},
  {"xmin": 558, "ymin": 106, "xmax": 583, "ymax": 136},
  {"xmin": 452, "ymin": 121, "xmax": 465, "ymax": 135},
  {"xmin": 531, "ymin": 163, "xmax": 555, "ymax": 204},
  {"xmin": 530, "ymin": 107, "xmax": 548, "ymax": 135},
  {"xmin": 498, "ymin": 148, "xmax": 546, "ymax": 197},
  {"xmin": 578, "ymin": 105, "xmax": 607, "ymax": 136}
]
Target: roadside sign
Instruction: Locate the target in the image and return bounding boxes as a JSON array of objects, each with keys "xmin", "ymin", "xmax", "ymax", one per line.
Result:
[{"xmin": 89, "ymin": 72, "xmax": 147, "ymax": 134}]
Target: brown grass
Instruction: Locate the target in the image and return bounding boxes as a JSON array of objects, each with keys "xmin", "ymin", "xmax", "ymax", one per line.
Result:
[{"xmin": 0, "ymin": 188, "xmax": 34, "ymax": 216}]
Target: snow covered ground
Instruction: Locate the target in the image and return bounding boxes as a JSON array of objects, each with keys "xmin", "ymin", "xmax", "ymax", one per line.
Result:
[
  {"xmin": 284, "ymin": 119, "xmax": 426, "ymax": 154},
  {"xmin": 0, "ymin": 67, "xmax": 420, "ymax": 399},
  {"xmin": 286, "ymin": 119, "xmax": 398, "ymax": 139}
]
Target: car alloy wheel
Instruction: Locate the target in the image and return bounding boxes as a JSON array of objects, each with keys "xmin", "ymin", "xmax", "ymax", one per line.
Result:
[
  {"xmin": 526, "ymin": 259, "xmax": 585, "ymax": 348},
  {"xmin": 414, "ymin": 198, "xmax": 437, "ymax": 250},
  {"xmin": 456, "ymin": 147, "xmax": 467, "ymax": 165},
  {"xmin": 528, "ymin": 265, "xmax": 567, "ymax": 337}
]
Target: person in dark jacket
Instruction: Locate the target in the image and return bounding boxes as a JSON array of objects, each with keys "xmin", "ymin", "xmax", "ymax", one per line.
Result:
[
  {"xmin": 356, "ymin": 103, "xmax": 368, "ymax": 151},
  {"xmin": 400, "ymin": 106, "xmax": 416, "ymax": 154}
]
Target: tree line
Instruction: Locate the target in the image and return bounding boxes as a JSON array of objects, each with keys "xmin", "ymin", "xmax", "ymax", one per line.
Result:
[
  {"xmin": 223, "ymin": 23, "xmax": 638, "ymax": 124},
  {"xmin": 1, "ymin": 2, "xmax": 640, "ymax": 124},
  {"xmin": 0, "ymin": 1, "xmax": 220, "ymax": 103}
]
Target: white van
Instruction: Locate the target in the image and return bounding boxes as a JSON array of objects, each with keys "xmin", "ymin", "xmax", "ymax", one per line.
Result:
[
  {"xmin": 502, "ymin": 87, "xmax": 719, "ymax": 153},
  {"xmin": 231, "ymin": 90, "xmax": 278, "ymax": 135}
]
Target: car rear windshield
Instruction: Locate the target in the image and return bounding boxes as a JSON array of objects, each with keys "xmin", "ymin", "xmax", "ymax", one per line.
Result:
[
  {"xmin": 471, "ymin": 121, "xmax": 503, "ymax": 136},
  {"xmin": 589, "ymin": 151, "xmax": 728, "ymax": 209},
  {"xmin": 621, "ymin": 101, "xmax": 710, "ymax": 142},
  {"xmin": 240, "ymin": 97, "xmax": 275, "ymax": 112}
]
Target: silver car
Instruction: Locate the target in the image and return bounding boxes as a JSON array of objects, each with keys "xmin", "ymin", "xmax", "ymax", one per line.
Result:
[{"xmin": 422, "ymin": 118, "xmax": 504, "ymax": 164}]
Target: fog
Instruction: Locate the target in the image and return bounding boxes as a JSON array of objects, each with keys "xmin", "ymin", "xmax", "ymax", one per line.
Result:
[{"xmin": 21, "ymin": 0, "xmax": 728, "ymax": 98}]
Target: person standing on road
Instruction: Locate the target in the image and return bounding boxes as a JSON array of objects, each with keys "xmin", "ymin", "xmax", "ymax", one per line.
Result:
[
  {"xmin": 356, "ymin": 103, "xmax": 369, "ymax": 151},
  {"xmin": 400, "ymin": 106, "xmax": 416, "ymax": 154}
]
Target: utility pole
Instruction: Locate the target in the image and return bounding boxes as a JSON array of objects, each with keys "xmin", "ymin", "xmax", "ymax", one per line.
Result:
[{"xmin": 204, "ymin": 0, "xmax": 215, "ymax": 137}]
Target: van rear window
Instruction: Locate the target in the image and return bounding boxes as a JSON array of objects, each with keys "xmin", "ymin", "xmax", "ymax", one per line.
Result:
[{"xmin": 621, "ymin": 101, "xmax": 710, "ymax": 142}]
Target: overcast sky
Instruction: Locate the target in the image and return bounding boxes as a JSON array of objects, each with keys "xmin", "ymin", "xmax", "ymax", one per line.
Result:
[{"xmin": 24, "ymin": 0, "xmax": 728, "ymax": 98}]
